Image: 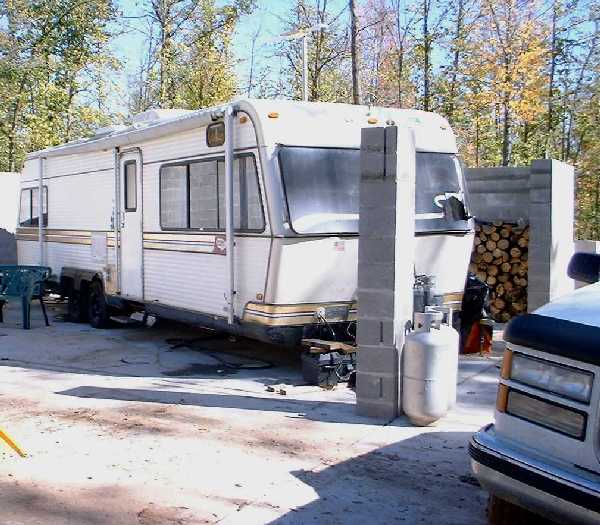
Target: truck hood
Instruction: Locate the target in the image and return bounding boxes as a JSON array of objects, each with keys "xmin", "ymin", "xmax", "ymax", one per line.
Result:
[{"xmin": 534, "ymin": 281, "xmax": 600, "ymax": 328}]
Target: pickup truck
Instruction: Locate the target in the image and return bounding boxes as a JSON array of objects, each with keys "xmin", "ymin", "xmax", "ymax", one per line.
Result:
[{"xmin": 470, "ymin": 252, "xmax": 600, "ymax": 524}]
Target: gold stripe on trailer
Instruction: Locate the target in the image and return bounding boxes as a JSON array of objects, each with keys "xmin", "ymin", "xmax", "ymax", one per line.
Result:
[
  {"xmin": 143, "ymin": 232, "xmax": 217, "ymax": 243},
  {"xmin": 243, "ymin": 302, "xmax": 357, "ymax": 326},
  {"xmin": 16, "ymin": 228, "xmax": 115, "ymax": 247},
  {"xmin": 16, "ymin": 228, "xmax": 115, "ymax": 237},
  {"xmin": 143, "ymin": 241, "xmax": 218, "ymax": 254}
]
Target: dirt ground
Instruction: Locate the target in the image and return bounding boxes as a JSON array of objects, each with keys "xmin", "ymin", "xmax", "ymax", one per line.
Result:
[{"xmin": 0, "ymin": 299, "xmax": 500, "ymax": 525}]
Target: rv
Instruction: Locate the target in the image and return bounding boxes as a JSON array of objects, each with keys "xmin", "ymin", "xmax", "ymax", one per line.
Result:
[{"xmin": 16, "ymin": 99, "xmax": 473, "ymax": 346}]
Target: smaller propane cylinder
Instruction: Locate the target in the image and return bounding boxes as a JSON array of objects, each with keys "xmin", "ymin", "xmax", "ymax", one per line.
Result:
[{"xmin": 402, "ymin": 311, "xmax": 460, "ymax": 426}]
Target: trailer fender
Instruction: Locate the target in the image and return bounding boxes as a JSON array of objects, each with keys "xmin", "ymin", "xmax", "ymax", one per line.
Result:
[{"xmin": 60, "ymin": 267, "xmax": 104, "ymax": 295}]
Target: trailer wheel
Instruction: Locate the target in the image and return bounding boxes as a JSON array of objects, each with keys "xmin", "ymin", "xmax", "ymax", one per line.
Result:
[
  {"xmin": 67, "ymin": 291, "xmax": 87, "ymax": 323},
  {"xmin": 487, "ymin": 495, "xmax": 550, "ymax": 525},
  {"xmin": 88, "ymin": 281, "xmax": 110, "ymax": 329}
]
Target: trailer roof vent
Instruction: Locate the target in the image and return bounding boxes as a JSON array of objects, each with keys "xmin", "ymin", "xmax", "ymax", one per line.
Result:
[{"xmin": 132, "ymin": 108, "xmax": 194, "ymax": 125}]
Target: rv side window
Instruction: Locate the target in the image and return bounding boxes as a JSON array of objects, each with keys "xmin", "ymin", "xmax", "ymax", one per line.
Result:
[
  {"xmin": 159, "ymin": 154, "xmax": 264, "ymax": 232},
  {"xmin": 217, "ymin": 156, "xmax": 264, "ymax": 231},
  {"xmin": 161, "ymin": 165, "xmax": 188, "ymax": 228},
  {"xmin": 19, "ymin": 187, "xmax": 48, "ymax": 227},
  {"xmin": 124, "ymin": 161, "xmax": 137, "ymax": 211},
  {"xmin": 190, "ymin": 161, "xmax": 218, "ymax": 228}
]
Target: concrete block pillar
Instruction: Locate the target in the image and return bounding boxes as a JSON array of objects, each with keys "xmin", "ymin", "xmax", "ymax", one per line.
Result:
[
  {"xmin": 356, "ymin": 126, "xmax": 416, "ymax": 419},
  {"xmin": 528, "ymin": 160, "xmax": 575, "ymax": 310}
]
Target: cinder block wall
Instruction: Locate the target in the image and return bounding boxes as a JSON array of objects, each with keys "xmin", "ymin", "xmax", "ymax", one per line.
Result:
[
  {"xmin": 465, "ymin": 167, "xmax": 531, "ymax": 223},
  {"xmin": 465, "ymin": 160, "xmax": 575, "ymax": 311},
  {"xmin": 356, "ymin": 126, "xmax": 416, "ymax": 420}
]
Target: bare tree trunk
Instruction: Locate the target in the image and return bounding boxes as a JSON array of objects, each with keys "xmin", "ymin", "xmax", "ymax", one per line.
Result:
[
  {"xmin": 350, "ymin": 0, "xmax": 361, "ymax": 104},
  {"xmin": 447, "ymin": 0, "xmax": 464, "ymax": 120},
  {"xmin": 422, "ymin": 0, "xmax": 431, "ymax": 112},
  {"xmin": 156, "ymin": 0, "xmax": 175, "ymax": 109},
  {"xmin": 502, "ymin": 95, "xmax": 510, "ymax": 166},
  {"xmin": 398, "ymin": 46, "xmax": 404, "ymax": 108},
  {"xmin": 475, "ymin": 116, "xmax": 480, "ymax": 167},
  {"xmin": 546, "ymin": 1, "xmax": 558, "ymax": 157}
]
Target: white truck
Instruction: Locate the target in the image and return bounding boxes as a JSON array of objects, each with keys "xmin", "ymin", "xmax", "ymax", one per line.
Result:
[{"xmin": 471, "ymin": 252, "xmax": 600, "ymax": 524}]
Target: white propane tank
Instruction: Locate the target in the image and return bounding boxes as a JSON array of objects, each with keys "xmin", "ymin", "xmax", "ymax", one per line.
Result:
[{"xmin": 402, "ymin": 311, "xmax": 460, "ymax": 426}]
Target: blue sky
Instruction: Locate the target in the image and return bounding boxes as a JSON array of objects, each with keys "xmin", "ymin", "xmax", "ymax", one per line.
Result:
[{"xmin": 110, "ymin": 0, "xmax": 349, "ymax": 112}]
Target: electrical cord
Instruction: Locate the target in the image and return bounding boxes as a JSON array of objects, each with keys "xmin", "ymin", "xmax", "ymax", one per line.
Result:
[{"xmin": 164, "ymin": 337, "xmax": 274, "ymax": 370}]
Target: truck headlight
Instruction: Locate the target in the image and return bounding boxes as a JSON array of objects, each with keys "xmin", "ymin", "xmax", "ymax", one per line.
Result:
[
  {"xmin": 510, "ymin": 352, "xmax": 593, "ymax": 403},
  {"xmin": 506, "ymin": 390, "xmax": 586, "ymax": 439}
]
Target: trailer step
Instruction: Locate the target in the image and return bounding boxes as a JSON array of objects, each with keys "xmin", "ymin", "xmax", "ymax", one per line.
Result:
[
  {"xmin": 109, "ymin": 312, "xmax": 157, "ymax": 327},
  {"xmin": 109, "ymin": 315, "xmax": 139, "ymax": 325}
]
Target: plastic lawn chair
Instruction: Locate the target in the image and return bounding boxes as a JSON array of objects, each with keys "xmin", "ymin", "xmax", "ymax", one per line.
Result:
[{"xmin": 0, "ymin": 266, "xmax": 51, "ymax": 329}]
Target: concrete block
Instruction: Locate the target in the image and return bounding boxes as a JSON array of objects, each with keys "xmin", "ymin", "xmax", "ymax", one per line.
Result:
[
  {"xmin": 531, "ymin": 159, "xmax": 553, "ymax": 174},
  {"xmin": 359, "ymin": 206, "xmax": 396, "ymax": 238},
  {"xmin": 358, "ymin": 262, "xmax": 394, "ymax": 291},
  {"xmin": 526, "ymin": 273, "xmax": 550, "ymax": 293},
  {"xmin": 529, "ymin": 173, "xmax": 551, "ymax": 190},
  {"xmin": 384, "ymin": 126, "xmax": 398, "ymax": 179},
  {"xmin": 528, "ymin": 291, "xmax": 550, "ymax": 311},
  {"xmin": 357, "ymin": 344, "xmax": 399, "ymax": 368},
  {"xmin": 357, "ymin": 289, "xmax": 394, "ymax": 318},
  {"xmin": 528, "ymin": 204, "xmax": 551, "ymax": 226},
  {"xmin": 356, "ymin": 398, "xmax": 398, "ymax": 420},
  {"xmin": 356, "ymin": 319, "xmax": 395, "ymax": 346},
  {"xmin": 468, "ymin": 179, "xmax": 529, "ymax": 194},
  {"xmin": 355, "ymin": 371, "xmax": 399, "ymax": 409},
  {"xmin": 361, "ymin": 128, "xmax": 386, "ymax": 179},
  {"xmin": 530, "ymin": 188, "xmax": 552, "ymax": 204},
  {"xmin": 359, "ymin": 179, "xmax": 397, "ymax": 208},
  {"xmin": 358, "ymin": 238, "xmax": 395, "ymax": 265}
]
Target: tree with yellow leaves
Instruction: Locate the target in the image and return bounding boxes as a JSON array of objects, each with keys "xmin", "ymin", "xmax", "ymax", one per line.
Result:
[{"xmin": 464, "ymin": 0, "xmax": 549, "ymax": 166}]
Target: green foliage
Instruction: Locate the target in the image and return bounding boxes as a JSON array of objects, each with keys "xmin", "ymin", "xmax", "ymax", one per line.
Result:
[
  {"xmin": 357, "ymin": 0, "xmax": 600, "ymax": 239},
  {"xmin": 275, "ymin": 1, "xmax": 351, "ymax": 102},
  {"xmin": 129, "ymin": 0, "xmax": 253, "ymax": 112},
  {"xmin": 0, "ymin": 0, "xmax": 118, "ymax": 171}
]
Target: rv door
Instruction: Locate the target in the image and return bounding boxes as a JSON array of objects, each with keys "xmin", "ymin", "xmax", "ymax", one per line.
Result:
[{"xmin": 118, "ymin": 153, "xmax": 143, "ymax": 299}]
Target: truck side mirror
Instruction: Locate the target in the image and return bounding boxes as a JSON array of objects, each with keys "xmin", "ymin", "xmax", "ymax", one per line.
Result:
[
  {"xmin": 443, "ymin": 195, "xmax": 469, "ymax": 221},
  {"xmin": 567, "ymin": 252, "xmax": 600, "ymax": 284}
]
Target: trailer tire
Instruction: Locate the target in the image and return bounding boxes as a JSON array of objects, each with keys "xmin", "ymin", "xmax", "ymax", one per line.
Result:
[
  {"xmin": 67, "ymin": 291, "xmax": 87, "ymax": 323},
  {"xmin": 88, "ymin": 281, "xmax": 110, "ymax": 329}
]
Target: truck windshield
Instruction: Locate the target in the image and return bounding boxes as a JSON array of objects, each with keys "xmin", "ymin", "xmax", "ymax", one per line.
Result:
[{"xmin": 278, "ymin": 146, "xmax": 469, "ymax": 235}]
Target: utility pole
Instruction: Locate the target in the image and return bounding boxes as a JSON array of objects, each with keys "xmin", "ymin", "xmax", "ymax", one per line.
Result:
[
  {"xmin": 276, "ymin": 23, "xmax": 328, "ymax": 102},
  {"xmin": 302, "ymin": 34, "xmax": 309, "ymax": 101}
]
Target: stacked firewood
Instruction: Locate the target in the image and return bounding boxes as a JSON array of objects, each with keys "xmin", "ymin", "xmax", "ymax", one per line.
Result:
[{"xmin": 469, "ymin": 221, "xmax": 529, "ymax": 322}]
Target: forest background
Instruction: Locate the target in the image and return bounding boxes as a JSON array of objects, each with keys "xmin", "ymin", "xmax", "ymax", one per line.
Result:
[{"xmin": 1, "ymin": 0, "xmax": 599, "ymax": 238}]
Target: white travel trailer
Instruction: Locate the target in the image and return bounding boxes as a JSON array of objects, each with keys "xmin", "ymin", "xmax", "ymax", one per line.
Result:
[{"xmin": 16, "ymin": 99, "xmax": 473, "ymax": 346}]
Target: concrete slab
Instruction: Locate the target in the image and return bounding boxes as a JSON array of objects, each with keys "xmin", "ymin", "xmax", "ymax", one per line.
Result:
[{"xmin": 0, "ymin": 300, "xmax": 499, "ymax": 524}]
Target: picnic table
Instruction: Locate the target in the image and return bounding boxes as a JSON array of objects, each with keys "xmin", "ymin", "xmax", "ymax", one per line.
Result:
[{"xmin": 0, "ymin": 265, "xmax": 51, "ymax": 329}]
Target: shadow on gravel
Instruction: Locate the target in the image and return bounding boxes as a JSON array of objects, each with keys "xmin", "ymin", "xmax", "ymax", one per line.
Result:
[
  {"xmin": 267, "ymin": 432, "xmax": 488, "ymax": 525},
  {"xmin": 56, "ymin": 385, "xmax": 380, "ymax": 426}
]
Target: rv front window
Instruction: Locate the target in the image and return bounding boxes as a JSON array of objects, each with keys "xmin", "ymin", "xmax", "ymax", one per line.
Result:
[
  {"xmin": 279, "ymin": 146, "xmax": 469, "ymax": 235},
  {"xmin": 279, "ymin": 146, "xmax": 360, "ymax": 234}
]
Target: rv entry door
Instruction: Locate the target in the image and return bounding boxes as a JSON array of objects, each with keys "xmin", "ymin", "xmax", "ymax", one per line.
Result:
[{"xmin": 119, "ymin": 155, "xmax": 143, "ymax": 299}]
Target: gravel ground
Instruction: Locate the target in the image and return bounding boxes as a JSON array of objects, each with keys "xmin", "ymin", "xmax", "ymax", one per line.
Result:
[{"xmin": 0, "ymin": 300, "xmax": 500, "ymax": 525}]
